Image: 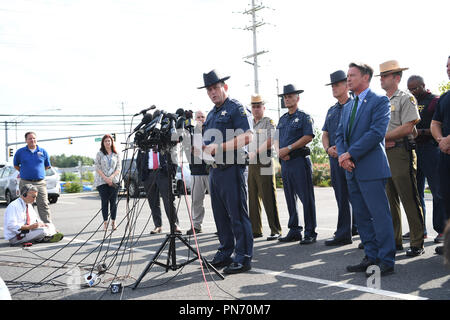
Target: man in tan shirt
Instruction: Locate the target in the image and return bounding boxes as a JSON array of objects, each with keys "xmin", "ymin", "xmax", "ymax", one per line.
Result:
[{"xmin": 378, "ymin": 60, "xmax": 425, "ymax": 257}]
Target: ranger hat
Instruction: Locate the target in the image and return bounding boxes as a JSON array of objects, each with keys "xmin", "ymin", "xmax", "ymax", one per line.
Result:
[{"xmin": 376, "ymin": 60, "xmax": 409, "ymax": 76}]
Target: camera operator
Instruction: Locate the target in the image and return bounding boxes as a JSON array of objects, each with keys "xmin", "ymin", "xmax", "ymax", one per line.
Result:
[{"xmin": 136, "ymin": 147, "xmax": 181, "ymax": 234}]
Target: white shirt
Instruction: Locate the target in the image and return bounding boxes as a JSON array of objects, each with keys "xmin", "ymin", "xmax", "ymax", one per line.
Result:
[
  {"xmin": 148, "ymin": 148, "xmax": 160, "ymax": 170},
  {"xmin": 3, "ymin": 197, "xmax": 41, "ymax": 241}
]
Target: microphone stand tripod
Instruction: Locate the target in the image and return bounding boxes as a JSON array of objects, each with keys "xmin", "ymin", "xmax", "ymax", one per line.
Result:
[{"xmin": 132, "ymin": 146, "xmax": 224, "ymax": 290}]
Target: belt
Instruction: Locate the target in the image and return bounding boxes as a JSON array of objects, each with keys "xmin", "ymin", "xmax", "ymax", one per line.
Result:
[{"xmin": 24, "ymin": 179, "xmax": 44, "ymax": 182}]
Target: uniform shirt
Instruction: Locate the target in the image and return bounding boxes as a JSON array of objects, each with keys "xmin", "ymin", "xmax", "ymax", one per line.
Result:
[
  {"xmin": 203, "ymin": 97, "xmax": 252, "ymax": 165},
  {"xmin": 322, "ymin": 98, "xmax": 351, "ymax": 147},
  {"xmin": 387, "ymin": 89, "xmax": 420, "ymax": 142},
  {"xmin": 3, "ymin": 197, "xmax": 41, "ymax": 241},
  {"xmin": 433, "ymin": 90, "xmax": 450, "ymax": 137},
  {"xmin": 13, "ymin": 145, "xmax": 50, "ymax": 180},
  {"xmin": 248, "ymin": 116, "xmax": 275, "ymax": 155},
  {"xmin": 416, "ymin": 91, "xmax": 439, "ymax": 130},
  {"xmin": 276, "ymin": 109, "xmax": 314, "ymax": 149}
]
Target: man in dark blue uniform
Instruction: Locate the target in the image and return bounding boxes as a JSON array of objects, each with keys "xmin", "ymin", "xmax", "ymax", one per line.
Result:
[
  {"xmin": 431, "ymin": 55, "xmax": 450, "ymax": 255},
  {"xmin": 198, "ymin": 69, "xmax": 254, "ymax": 274},
  {"xmin": 275, "ymin": 84, "xmax": 318, "ymax": 245},
  {"xmin": 407, "ymin": 75, "xmax": 446, "ymax": 243},
  {"xmin": 322, "ymin": 70, "xmax": 356, "ymax": 246}
]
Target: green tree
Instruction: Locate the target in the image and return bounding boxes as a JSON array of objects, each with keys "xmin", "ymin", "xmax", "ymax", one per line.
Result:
[
  {"xmin": 310, "ymin": 127, "xmax": 328, "ymax": 164},
  {"xmin": 50, "ymin": 154, "xmax": 94, "ymax": 167},
  {"xmin": 438, "ymin": 81, "xmax": 450, "ymax": 95}
]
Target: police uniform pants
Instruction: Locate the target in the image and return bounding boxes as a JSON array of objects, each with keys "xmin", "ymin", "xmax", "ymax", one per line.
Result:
[
  {"xmin": 20, "ymin": 179, "xmax": 51, "ymax": 224},
  {"xmin": 416, "ymin": 141, "xmax": 447, "ymax": 234},
  {"xmin": 281, "ymin": 156, "xmax": 317, "ymax": 237},
  {"xmin": 329, "ymin": 157, "xmax": 354, "ymax": 240},
  {"xmin": 144, "ymin": 170, "xmax": 179, "ymax": 229},
  {"xmin": 209, "ymin": 165, "xmax": 253, "ymax": 265},
  {"xmin": 190, "ymin": 175, "xmax": 210, "ymax": 230},
  {"xmin": 248, "ymin": 162, "xmax": 282, "ymax": 236},
  {"xmin": 386, "ymin": 147, "xmax": 424, "ymax": 248},
  {"xmin": 438, "ymin": 152, "xmax": 450, "ymax": 221}
]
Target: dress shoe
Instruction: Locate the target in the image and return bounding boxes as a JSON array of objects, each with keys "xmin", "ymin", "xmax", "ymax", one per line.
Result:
[
  {"xmin": 186, "ymin": 227, "xmax": 202, "ymax": 235},
  {"xmin": 266, "ymin": 233, "xmax": 281, "ymax": 241},
  {"xmin": 406, "ymin": 247, "xmax": 425, "ymax": 257},
  {"xmin": 325, "ymin": 237, "xmax": 352, "ymax": 246},
  {"xmin": 300, "ymin": 235, "xmax": 317, "ymax": 245},
  {"xmin": 402, "ymin": 232, "xmax": 410, "ymax": 240},
  {"xmin": 366, "ymin": 262, "xmax": 394, "ymax": 277},
  {"xmin": 223, "ymin": 262, "xmax": 251, "ymax": 274},
  {"xmin": 150, "ymin": 227, "xmax": 162, "ymax": 234},
  {"xmin": 253, "ymin": 233, "xmax": 263, "ymax": 239},
  {"xmin": 396, "ymin": 244, "xmax": 404, "ymax": 251},
  {"xmin": 346, "ymin": 256, "xmax": 376, "ymax": 272},
  {"xmin": 278, "ymin": 232, "xmax": 302, "ymax": 242},
  {"xmin": 434, "ymin": 233, "xmax": 444, "ymax": 243},
  {"xmin": 210, "ymin": 256, "xmax": 233, "ymax": 269},
  {"xmin": 351, "ymin": 227, "xmax": 359, "ymax": 236},
  {"xmin": 435, "ymin": 246, "xmax": 444, "ymax": 255},
  {"xmin": 358, "ymin": 242, "xmax": 364, "ymax": 249}
]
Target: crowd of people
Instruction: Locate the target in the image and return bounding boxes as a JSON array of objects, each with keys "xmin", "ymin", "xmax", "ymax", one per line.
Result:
[{"xmin": 3, "ymin": 56, "xmax": 450, "ymax": 278}]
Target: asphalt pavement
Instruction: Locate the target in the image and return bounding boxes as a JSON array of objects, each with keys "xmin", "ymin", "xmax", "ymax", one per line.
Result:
[{"xmin": 0, "ymin": 187, "xmax": 449, "ymax": 302}]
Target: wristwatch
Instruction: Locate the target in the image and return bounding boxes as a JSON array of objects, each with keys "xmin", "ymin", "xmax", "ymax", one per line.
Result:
[{"xmin": 287, "ymin": 144, "xmax": 292, "ymax": 151}]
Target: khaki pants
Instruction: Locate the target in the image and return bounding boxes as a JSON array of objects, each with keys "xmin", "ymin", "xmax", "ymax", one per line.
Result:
[
  {"xmin": 386, "ymin": 147, "xmax": 424, "ymax": 248},
  {"xmin": 20, "ymin": 179, "xmax": 52, "ymax": 223},
  {"xmin": 190, "ymin": 175, "xmax": 210, "ymax": 230},
  {"xmin": 248, "ymin": 162, "xmax": 282, "ymax": 235}
]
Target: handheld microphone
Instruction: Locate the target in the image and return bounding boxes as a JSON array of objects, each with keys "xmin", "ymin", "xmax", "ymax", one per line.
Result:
[
  {"xmin": 132, "ymin": 113, "xmax": 153, "ymax": 133},
  {"xmin": 154, "ymin": 110, "xmax": 166, "ymax": 131},
  {"xmin": 133, "ymin": 105, "xmax": 156, "ymax": 116}
]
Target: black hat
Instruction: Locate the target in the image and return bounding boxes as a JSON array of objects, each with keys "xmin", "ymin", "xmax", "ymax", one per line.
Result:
[
  {"xmin": 197, "ymin": 69, "xmax": 230, "ymax": 89},
  {"xmin": 325, "ymin": 70, "xmax": 347, "ymax": 86},
  {"xmin": 278, "ymin": 84, "xmax": 304, "ymax": 97}
]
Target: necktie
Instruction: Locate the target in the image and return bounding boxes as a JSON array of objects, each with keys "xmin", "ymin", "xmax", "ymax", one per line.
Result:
[
  {"xmin": 26, "ymin": 205, "xmax": 30, "ymax": 225},
  {"xmin": 152, "ymin": 151, "xmax": 159, "ymax": 170},
  {"xmin": 347, "ymin": 96, "xmax": 359, "ymax": 137}
]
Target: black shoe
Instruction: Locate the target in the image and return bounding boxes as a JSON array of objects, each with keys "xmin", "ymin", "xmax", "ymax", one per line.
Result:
[
  {"xmin": 396, "ymin": 244, "xmax": 404, "ymax": 251},
  {"xmin": 253, "ymin": 233, "xmax": 263, "ymax": 239},
  {"xmin": 300, "ymin": 235, "xmax": 317, "ymax": 245},
  {"xmin": 366, "ymin": 262, "xmax": 394, "ymax": 277},
  {"xmin": 435, "ymin": 246, "xmax": 444, "ymax": 255},
  {"xmin": 402, "ymin": 232, "xmax": 410, "ymax": 240},
  {"xmin": 351, "ymin": 227, "xmax": 359, "ymax": 236},
  {"xmin": 223, "ymin": 262, "xmax": 251, "ymax": 274},
  {"xmin": 346, "ymin": 256, "xmax": 376, "ymax": 273},
  {"xmin": 325, "ymin": 237, "xmax": 352, "ymax": 246},
  {"xmin": 278, "ymin": 232, "xmax": 302, "ymax": 242},
  {"xmin": 210, "ymin": 256, "xmax": 233, "ymax": 269},
  {"xmin": 266, "ymin": 233, "xmax": 281, "ymax": 241},
  {"xmin": 358, "ymin": 242, "xmax": 364, "ymax": 249},
  {"xmin": 186, "ymin": 228, "xmax": 202, "ymax": 235},
  {"xmin": 406, "ymin": 247, "xmax": 425, "ymax": 257}
]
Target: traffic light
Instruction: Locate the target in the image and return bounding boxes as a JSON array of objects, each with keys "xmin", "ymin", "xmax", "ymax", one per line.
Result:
[
  {"xmin": 112, "ymin": 133, "xmax": 116, "ymax": 141},
  {"xmin": 68, "ymin": 137, "xmax": 73, "ymax": 144},
  {"xmin": 8, "ymin": 148, "xmax": 13, "ymax": 157}
]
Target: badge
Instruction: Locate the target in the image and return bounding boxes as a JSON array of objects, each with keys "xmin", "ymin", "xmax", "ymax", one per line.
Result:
[
  {"xmin": 270, "ymin": 119, "xmax": 274, "ymax": 126},
  {"xmin": 221, "ymin": 110, "xmax": 227, "ymax": 116},
  {"xmin": 391, "ymin": 105, "xmax": 396, "ymax": 111},
  {"xmin": 294, "ymin": 118, "xmax": 299, "ymax": 123},
  {"xmin": 418, "ymin": 105, "xmax": 424, "ymax": 112}
]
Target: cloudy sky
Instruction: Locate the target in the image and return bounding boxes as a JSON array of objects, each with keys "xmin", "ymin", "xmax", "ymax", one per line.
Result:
[{"xmin": 1, "ymin": 0, "xmax": 449, "ymax": 161}]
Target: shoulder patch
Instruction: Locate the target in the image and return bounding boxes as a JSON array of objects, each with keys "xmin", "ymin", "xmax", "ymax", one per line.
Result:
[
  {"xmin": 239, "ymin": 106, "xmax": 247, "ymax": 116},
  {"xmin": 410, "ymin": 96, "xmax": 417, "ymax": 105}
]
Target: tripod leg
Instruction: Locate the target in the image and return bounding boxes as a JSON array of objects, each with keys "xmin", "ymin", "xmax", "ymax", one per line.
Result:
[{"xmin": 132, "ymin": 235, "xmax": 171, "ymax": 290}]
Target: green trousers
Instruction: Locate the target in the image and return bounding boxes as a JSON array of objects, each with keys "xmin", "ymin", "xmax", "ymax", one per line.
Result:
[
  {"xmin": 248, "ymin": 162, "xmax": 282, "ymax": 236},
  {"xmin": 386, "ymin": 146, "xmax": 424, "ymax": 248}
]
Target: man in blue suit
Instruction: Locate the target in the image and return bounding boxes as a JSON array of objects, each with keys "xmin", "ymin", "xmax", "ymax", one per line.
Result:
[{"xmin": 336, "ymin": 62, "xmax": 396, "ymax": 277}]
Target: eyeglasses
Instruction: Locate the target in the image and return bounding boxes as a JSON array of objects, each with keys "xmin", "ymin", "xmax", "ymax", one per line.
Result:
[{"xmin": 408, "ymin": 86, "xmax": 420, "ymax": 92}]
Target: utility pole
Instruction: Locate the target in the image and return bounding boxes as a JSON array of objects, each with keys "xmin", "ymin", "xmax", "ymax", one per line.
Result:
[{"xmin": 241, "ymin": 0, "xmax": 269, "ymax": 94}]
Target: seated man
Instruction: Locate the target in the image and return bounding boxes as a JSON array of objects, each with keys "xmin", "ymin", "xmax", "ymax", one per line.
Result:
[{"xmin": 3, "ymin": 184, "xmax": 63, "ymax": 246}]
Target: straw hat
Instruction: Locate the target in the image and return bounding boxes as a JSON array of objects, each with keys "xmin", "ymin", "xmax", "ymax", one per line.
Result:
[
  {"xmin": 376, "ymin": 60, "xmax": 409, "ymax": 76},
  {"xmin": 251, "ymin": 94, "xmax": 264, "ymax": 104}
]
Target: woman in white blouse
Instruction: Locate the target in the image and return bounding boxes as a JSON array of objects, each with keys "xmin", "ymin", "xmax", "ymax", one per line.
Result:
[{"xmin": 94, "ymin": 134, "xmax": 121, "ymax": 231}]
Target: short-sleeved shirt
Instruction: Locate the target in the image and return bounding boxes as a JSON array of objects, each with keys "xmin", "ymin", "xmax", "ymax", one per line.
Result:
[
  {"xmin": 248, "ymin": 116, "xmax": 275, "ymax": 153},
  {"xmin": 416, "ymin": 91, "xmax": 439, "ymax": 130},
  {"xmin": 13, "ymin": 145, "xmax": 50, "ymax": 180},
  {"xmin": 276, "ymin": 108, "xmax": 314, "ymax": 149},
  {"xmin": 203, "ymin": 97, "xmax": 252, "ymax": 164},
  {"xmin": 322, "ymin": 98, "xmax": 351, "ymax": 147},
  {"xmin": 433, "ymin": 90, "xmax": 450, "ymax": 137},
  {"xmin": 388, "ymin": 89, "xmax": 420, "ymax": 142}
]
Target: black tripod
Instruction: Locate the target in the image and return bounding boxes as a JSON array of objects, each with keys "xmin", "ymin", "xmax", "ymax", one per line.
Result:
[{"xmin": 132, "ymin": 148, "xmax": 224, "ymax": 290}]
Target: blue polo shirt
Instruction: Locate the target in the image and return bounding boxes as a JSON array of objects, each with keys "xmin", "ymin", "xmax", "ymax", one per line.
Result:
[
  {"xmin": 203, "ymin": 97, "xmax": 252, "ymax": 164},
  {"xmin": 433, "ymin": 91, "xmax": 450, "ymax": 137},
  {"xmin": 13, "ymin": 145, "xmax": 50, "ymax": 180},
  {"xmin": 276, "ymin": 108, "xmax": 315, "ymax": 148},
  {"xmin": 322, "ymin": 98, "xmax": 351, "ymax": 147}
]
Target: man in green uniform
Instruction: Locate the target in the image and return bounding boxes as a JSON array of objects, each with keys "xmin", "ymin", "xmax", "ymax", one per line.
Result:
[
  {"xmin": 247, "ymin": 94, "xmax": 282, "ymax": 241},
  {"xmin": 378, "ymin": 60, "xmax": 425, "ymax": 257}
]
